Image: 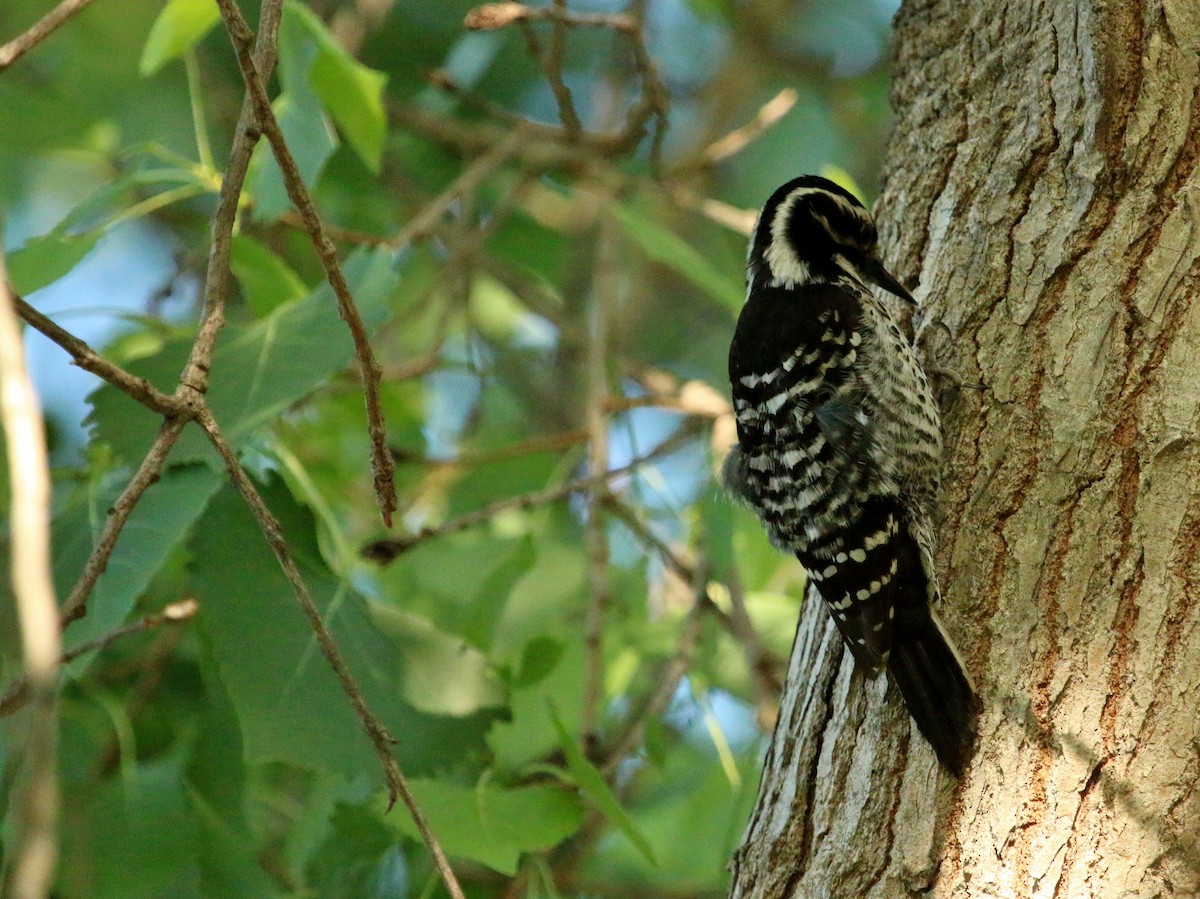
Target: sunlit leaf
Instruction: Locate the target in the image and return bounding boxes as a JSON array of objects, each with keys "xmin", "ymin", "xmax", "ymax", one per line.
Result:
[
  {"xmin": 139, "ymin": 0, "xmax": 220, "ymax": 76},
  {"xmin": 819, "ymin": 163, "xmax": 866, "ymax": 203},
  {"xmin": 285, "ymin": 1, "xmax": 388, "ymax": 172},
  {"xmin": 367, "ymin": 603, "xmax": 505, "ymax": 716},
  {"xmin": 385, "ymin": 779, "xmax": 584, "ymax": 875},
  {"xmin": 487, "ymin": 638, "xmax": 585, "ymax": 771}
]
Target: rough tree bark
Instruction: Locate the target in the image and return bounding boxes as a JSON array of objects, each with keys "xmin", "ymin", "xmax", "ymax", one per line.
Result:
[{"xmin": 730, "ymin": 2, "xmax": 1200, "ymax": 897}]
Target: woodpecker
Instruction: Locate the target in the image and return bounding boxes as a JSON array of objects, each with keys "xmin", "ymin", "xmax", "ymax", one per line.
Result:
[{"xmin": 723, "ymin": 175, "xmax": 978, "ymax": 774}]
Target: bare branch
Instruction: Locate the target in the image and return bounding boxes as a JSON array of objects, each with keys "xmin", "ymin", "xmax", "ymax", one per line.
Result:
[
  {"xmin": 581, "ymin": 216, "xmax": 616, "ymax": 747},
  {"xmin": 387, "ymin": 131, "xmax": 524, "ymax": 249},
  {"xmin": 460, "ymin": 2, "xmax": 669, "ymax": 164},
  {"xmin": 701, "ymin": 88, "xmax": 798, "ymax": 166},
  {"xmin": 363, "ymin": 421, "xmax": 706, "ymax": 564},
  {"xmin": 58, "ymin": 417, "xmax": 189, "ymax": 627},
  {"xmin": 178, "ymin": 0, "xmax": 284, "ymax": 399},
  {"xmin": 0, "ymin": 600, "xmax": 199, "ymax": 717},
  {"xmin": 0, "ymin": 260, "xmax": 60, "ymax": 899},
  {"xmin": 214, "ymin": 0, "xmax": 396, "ymax": 527},
  {"xmin": 194, "ymin": 407, "xmax": 466, "ymax": 899},
  {"xmin": 466, "ymin": 3, "xmax": 636, "ymax": 33},
  {"xmin": 392, "ymin": 429, "xmax": 588, "ymax": 468},
  {"xmin": 0, "ymin": 0, "xmax": 98, "ymax": 72},
  {"xmin": 518, "ymin": 6, "xmax": 582, "ymax": 136},
  {"xmin": 14, "ymin": 295, "xmax": 182, "ymax": 415}
]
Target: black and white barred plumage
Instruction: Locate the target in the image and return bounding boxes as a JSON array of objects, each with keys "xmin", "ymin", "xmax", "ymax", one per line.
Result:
[{"xmin": 724, "ymin": 175, "xmax": 979, "ymax": 774}]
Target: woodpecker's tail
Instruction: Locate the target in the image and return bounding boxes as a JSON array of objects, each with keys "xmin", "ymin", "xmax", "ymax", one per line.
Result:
[{"xmin": 886, "ymin": 605, "xmax": 979, "ymax": 775}]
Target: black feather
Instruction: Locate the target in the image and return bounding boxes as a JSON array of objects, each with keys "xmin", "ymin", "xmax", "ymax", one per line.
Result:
[{"xmin": 886, "ymin": 606, "xmax": 980, "ymax": 775}]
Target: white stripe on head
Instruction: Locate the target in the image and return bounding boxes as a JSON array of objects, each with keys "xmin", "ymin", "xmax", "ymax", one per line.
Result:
[{"xmin": 764, "ymin": 190, "xmax": 814, "ymax": 288}]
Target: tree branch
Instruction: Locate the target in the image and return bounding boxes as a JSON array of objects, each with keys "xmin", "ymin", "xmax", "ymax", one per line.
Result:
[
  {"xmin": 0, "ymin": 600, "xmax": 199, "ymax": 717},
  {"xmin": 0, "ymin": 259, "xmax": 60, "ymax": 899},
  {"xmin": 581, "ymin": 215, "xmax": 616, "ymax": 747},
  {"xmin": 0, "ymin": 0, "xmax": 98, "ymax": 72},
  {"xmin": 14, "ymin": 295, "xmax": 182, "ymax": 415},
  {"xmin": 56, "ymin": 418, "xmax": 190, "ymax": 629},
  {"xmin": 214, "ymin": 0, "xmax": 396, "ymax": 527}
]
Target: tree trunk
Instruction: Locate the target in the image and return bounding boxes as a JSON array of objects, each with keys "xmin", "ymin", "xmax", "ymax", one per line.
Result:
[{"xmin": 729, "ymin": 2, "xmax": 1200, "ymax": 897}]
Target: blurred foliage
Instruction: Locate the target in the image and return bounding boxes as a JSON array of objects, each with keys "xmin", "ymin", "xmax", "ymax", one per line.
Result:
[{"xmin": 0, "ymin": 0, "xmax": 897, "ymax": 895}]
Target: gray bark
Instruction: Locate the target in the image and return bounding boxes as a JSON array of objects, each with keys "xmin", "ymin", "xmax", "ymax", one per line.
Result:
[{"xmin": 730, "ymin": 1, "xmax": 1200, "ymax": 897}]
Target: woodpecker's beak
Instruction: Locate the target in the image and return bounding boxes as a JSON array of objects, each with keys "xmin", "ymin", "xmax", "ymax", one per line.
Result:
[{"xmin": 861, "ymin": 256, "xmax": 916, "ymax": 305}]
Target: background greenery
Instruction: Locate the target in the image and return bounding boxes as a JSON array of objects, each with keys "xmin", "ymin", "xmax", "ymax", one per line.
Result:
[{"xmin": 0, "ymin": 0, "xmax": 898, "ymax": 895}]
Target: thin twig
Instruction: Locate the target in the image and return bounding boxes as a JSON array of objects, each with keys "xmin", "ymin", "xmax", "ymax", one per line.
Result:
[
  {"xmin": 0, "ymin": 600, "xmax": 199, "ymax": 717},
  {"xmin": 194, "ymin": 407, "xmax": 466, "ymax": 899},
  {"xmin": 702, "ymin": 88, "xmax": 798, "ymax": 165},
  {"xmin": 0, "ymin": 0, "xmax": 98, "ymax": 72},
  {"xmin": 54, "ymin": 3, "xmax": 284, "ymax": 644},
  {"xmin": 0, "ymin": 261, "xmax": 61, "ymax": 899},
  {"xmin": 58, "ymin": 418, "xmax": 189, "ymax": 626},
  {"xmin": 531, "ymin": 0, "xmax": 583, "ymax": 135},
  {"xmin": 391, "ymin": 428, "xmax": 588, "ymax": 468},
  {"xmin": 581, "ymin": 215, "xmax": 615, "ymax": 747},
  {"xmin": 363, "ymin": 421, "xmax": 705, "ymax": 564},
  {"xmin": 386, "ymin": 131, "xmax": 524, "ymax": 249},
  {"xmin": 179, "ymin": 0, "xmax": 283, "ymax": 402},
  {"xmin": 465, "ymin": 3, "xmax": 637, "ymax": 33},
  {"xmin": 605, "ymin": 380, "xmax": 732, "ymax": 419},
  {"xmin": 14, "ymin": 295, "xmax": 182, "ymax": 415},
  {"xmin": 462, "ymin": 2, "xmax": 669, "ymax": 163},
  {"xmin": 213, "ymin": 0, "xmax": 397, "ymax": 527}
]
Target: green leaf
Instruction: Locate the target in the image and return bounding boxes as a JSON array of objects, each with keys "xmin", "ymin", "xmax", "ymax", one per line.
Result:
[
  {"xmin": 612, "ymin": 203, "xmax": 744, "ymax": 312},
  {"xmin": 186, "ymin": 664, "xmax": 285, "ymax": 899},
  {"xmin": 308, "ymin": 804, "xmax": 407, "ymax": 899},
  {"xmin": 52, "ymin": 463, "xmax": 223, "ymax": 664},
  {"xmin": 367, "ymin": 603, "xmax": 505, "ymax": 717},
  {"xmin": 585, "ymin": 741, "xmax": 760, "ymax": 888},
  {"xmin": 819, "ymin": 163, "xmax": 866, "ymax": 203},
  {"xmin": 190, "ymin": 476, "xmax": 495, "ymax": 777},
  {"xmin": 285, "ymin": 1, "xmax": 388, "ymax": 172},
  {"xmin": 385, "ymin": 779, "xmax": 584, "ymax": 875},
  {"xmin": 487, "ymin": 638, "xmax": 585, "ymax": 771},
  {"xmin": 7, "ymin": 231, "xmax": 101, "ymax": 294},
  {"xmin": 59, "ymin": 755, "xmax": 201, "ymax": 899},
  {"xmin": 229, "ymin": 235, "xmax": 309, "ymax": 317},
  {"xmin": 514, "ymin": 635, "xmax": 564, "ymax": 688},
  {"xmin": 140, "ymin": 0, "xmax": 221, "ymax": 76},
  {"xmin": 87, "ymin": 247, "xmax": 400, "ymax": 465},
  {"xmin": 245, "ymin": 90, "xmax": 337, "ymax": 221},
  {"xmin": 54, "ymin": 167, "xmax": 209, "ymax": 235},
  {"xmin": 547, "ymin": 704, "xmax": 657, "ymax": 866}
]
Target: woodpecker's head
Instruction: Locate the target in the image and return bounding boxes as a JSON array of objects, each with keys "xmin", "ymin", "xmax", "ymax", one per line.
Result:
[{"xmin": 748, "ymin": 175, "xmax": 914, "ymax": 303}]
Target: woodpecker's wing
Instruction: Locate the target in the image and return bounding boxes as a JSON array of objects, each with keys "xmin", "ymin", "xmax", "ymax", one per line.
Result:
[
  {"xmin": 728, "ymin": 280, "xmax": 901, "ymax": 672},
  {"xmin": 728, "ymin": 280, "xmax": 864, "ymax": 450}
]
